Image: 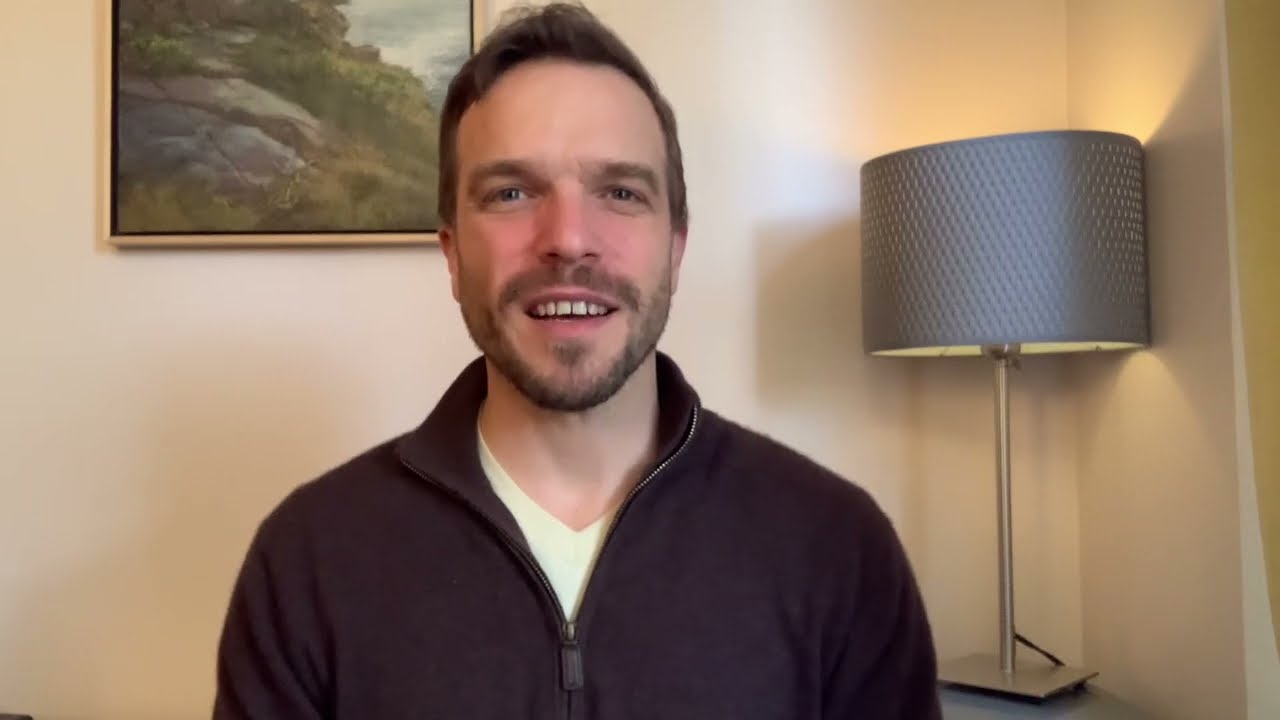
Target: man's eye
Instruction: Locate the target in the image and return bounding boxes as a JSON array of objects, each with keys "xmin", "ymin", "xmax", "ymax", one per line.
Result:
[
  {"xmin": 607, "ymin": 187, "xmax": 641, "ymax": 202},
  {"xmin": 492, "ymin": 187, "xmax": 527, "ymax": 202}
]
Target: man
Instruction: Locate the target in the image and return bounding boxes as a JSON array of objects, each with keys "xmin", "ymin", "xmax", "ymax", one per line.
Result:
[{"xmin": 213, "ymin": 4, "xmax": 940, "ymax": 718}]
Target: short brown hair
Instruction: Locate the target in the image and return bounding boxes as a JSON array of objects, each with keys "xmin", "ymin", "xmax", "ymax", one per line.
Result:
[{"xmin": 436, "ymin": 3, "xmax": 689, "ymax": 232}]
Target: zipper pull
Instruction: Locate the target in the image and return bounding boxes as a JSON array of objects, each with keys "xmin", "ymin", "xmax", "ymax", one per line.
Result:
[{"xmin": 560, "ymin": 621, "xmax": 583, "ymax": 691}]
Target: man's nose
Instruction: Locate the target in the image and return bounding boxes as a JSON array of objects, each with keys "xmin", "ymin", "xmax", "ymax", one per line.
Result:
[{"xmin": 534, "ymin": 185, "xmax": 597, "ymax": 262}]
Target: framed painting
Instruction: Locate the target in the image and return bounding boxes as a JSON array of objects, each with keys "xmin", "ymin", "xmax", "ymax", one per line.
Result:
[{"xmin": 102, "ymin": 0, "xmax": 484, "ymax": 248}]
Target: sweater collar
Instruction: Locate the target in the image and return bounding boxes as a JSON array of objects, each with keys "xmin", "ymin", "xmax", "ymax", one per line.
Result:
[{"xmin": 394, "ymin": 351, "xmax": 701, "ymax": 540}]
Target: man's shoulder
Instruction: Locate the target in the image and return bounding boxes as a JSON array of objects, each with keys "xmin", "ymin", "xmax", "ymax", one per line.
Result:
[
  {"xmin": 698, "ymin": 408, "xmax": 892, "ymax": 533},
  {"xmin": 250, "ymin": 434, "xmax": 418, "ymax": 546}
]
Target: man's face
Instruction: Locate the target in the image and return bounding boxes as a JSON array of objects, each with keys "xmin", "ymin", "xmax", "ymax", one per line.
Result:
[{"xmin": 440, "ymin": 60, "xmax": 686, "ymax": 412}]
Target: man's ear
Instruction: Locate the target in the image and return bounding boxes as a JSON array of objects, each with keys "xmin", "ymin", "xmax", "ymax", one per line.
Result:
[
  {"xmin": 669, "ymin": 228, "xmax": 689, "ymax": 294},
  {"xmin": 439, "ymin": 225, "xmax": 462, "ymax": 302}
]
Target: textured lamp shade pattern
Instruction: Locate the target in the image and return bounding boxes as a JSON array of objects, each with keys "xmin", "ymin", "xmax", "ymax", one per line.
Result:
[{"xmin": 860, "ymin": 130, "xmax": 1150, "ymax": 356}]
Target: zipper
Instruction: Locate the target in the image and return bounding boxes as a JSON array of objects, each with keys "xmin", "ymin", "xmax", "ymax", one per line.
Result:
[
  {"xmin": 399, "ymin": 402, "xmax": 700, "ymax": 717},
  {"xmin": 572, "ymin": 404, "xmax": 701, "ymax": 628},
  {"xmin": 556, "ymin": 402, "xmax": 700, "ymax": 712},
  {"xmin": 597, "ymin": 404, "xmax": 700, "ymax": 557},
  {"xmin": 561, "ymin": 620, "xmax": 583, "ymax": 691}
]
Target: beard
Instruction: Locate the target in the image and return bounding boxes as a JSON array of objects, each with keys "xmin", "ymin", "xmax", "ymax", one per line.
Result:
[{"xmin": 457, "ymin": 259, "xmax": 673, "ymax": 412}]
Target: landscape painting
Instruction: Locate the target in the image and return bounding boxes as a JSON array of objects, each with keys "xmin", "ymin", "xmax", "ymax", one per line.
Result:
[{"xmin": 109, "ymin": 0, "xmax": 473, "ymax": 246}]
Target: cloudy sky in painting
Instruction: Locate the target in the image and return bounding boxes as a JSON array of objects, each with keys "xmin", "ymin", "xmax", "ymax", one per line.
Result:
[{"xmin": 339, "ymin": 0, "xmax": 471, "ymax": 109}]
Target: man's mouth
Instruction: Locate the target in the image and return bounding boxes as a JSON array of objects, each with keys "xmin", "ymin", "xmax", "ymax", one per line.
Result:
[
  {"xmin": 519, "ymin": 292, "xmax": 619, "ymax": 322},
  {"xmin": 527, "ymin": 300, "xmax": 616, "ymax": 319}
]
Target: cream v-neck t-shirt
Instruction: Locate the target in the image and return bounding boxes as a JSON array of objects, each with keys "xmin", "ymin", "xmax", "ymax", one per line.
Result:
[{"xmin": 478, "ymin": 428, "xmax": 613, "ymax": 620}]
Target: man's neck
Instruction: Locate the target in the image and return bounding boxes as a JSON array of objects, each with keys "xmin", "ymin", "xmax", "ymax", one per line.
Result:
[{"xmin": 478, "ymin": 355, "xmax": 661, "ymax": 531}]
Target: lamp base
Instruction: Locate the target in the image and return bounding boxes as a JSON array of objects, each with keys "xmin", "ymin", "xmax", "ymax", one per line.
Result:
[{"xmin": 939, "ymin": 653, "xmax": 1098, "ymax": 701}]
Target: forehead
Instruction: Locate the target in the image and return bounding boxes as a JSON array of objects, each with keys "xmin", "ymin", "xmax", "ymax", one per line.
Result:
[{"xmin": 456, "ymin": 59, "xmax": 666, "ymax": 173}]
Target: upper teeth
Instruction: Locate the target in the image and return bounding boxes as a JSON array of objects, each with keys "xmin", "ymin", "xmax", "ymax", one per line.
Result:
[{"xmin": 533, "ymin": 301, "xmax": 610, "ymax": 317}]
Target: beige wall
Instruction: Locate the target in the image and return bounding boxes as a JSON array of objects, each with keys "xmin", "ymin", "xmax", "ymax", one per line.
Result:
[
  {"xmin": 1, "ymin": 3, "xmax": 483, "ymax": 718},
  {"xmin": 1067, "ymin": 0, "xmax": 1246, "ymax": 718},
  {"xmin": 1224, "ymin": 0, "xmax": 1280, "ymax": 717},
  {"xmin": 0, "ymin": 0, "xmax": 1074, "ymax": 717}
]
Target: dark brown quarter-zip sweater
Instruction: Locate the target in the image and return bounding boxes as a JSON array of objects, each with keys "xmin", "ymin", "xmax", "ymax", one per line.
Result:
[{"xmin": 213, "ymin": 353, "xmax": 941, "ymax": 719}]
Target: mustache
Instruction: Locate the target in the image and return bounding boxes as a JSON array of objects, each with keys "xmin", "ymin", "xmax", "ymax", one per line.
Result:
[{"xmin": 498, "ymin": 264, "xmax": 642, "ymax": 312}]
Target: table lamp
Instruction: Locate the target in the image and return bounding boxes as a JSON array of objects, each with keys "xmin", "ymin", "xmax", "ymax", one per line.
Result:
[{"xmin": 859, "ymin": 130, "xmax": 1150, "ymax": 700}]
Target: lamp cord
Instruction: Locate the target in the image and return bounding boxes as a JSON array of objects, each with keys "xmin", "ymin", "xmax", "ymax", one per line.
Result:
[{"xmin": 1015, "ymin": 631, "xmax": 1065, "ymax": 667}]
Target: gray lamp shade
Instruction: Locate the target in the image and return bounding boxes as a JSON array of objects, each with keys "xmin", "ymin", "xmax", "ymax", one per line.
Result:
[{"xmin": 860, "ymin": 130, "xmax": 1150, "ymax": 357}]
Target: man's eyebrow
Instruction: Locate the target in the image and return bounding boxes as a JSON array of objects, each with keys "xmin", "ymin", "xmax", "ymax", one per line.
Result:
[
  {"xmin": 465, "ymin": 159, "xmax": 540, "ymax": 199},
  {"xmin": 584, "ymin": 161, "xmax": 661, "ymax": 196}
]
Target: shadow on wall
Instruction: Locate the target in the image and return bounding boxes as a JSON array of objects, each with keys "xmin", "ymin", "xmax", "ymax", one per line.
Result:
[
  {"xmin": 1069, "ymin": 12, "xmax": 1245, "ymax": 717},
  {"xmin": 750, "ymin": 201, "xmax": 1083, "ymax": 664},
  {"xmin": 751, "ymin": 215, "xmax": 928, "ymax": 555},
  {"xmin": 0, "ymin": 336, "xmax": 363, "ymax": 719}
]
